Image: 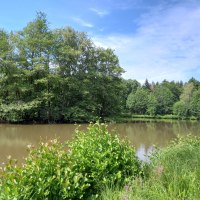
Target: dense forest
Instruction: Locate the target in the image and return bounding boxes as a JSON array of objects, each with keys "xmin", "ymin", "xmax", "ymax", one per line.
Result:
[{"xmin": 0, "ymin": 12, "xmax": 200, "ymax": 123}]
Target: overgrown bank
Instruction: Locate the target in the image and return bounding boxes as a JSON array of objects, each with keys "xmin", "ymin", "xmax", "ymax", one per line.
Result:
[
  {"xmin": 100, "ymin": 134, "xmax": 200, "ymax": 200},
  {"xmin": 110, "ymin": 113, "xmax": 198, "ymax": 123},
  {"xmin": 0, "ymin": 123, "xmax": 200, "ymax": 199}
]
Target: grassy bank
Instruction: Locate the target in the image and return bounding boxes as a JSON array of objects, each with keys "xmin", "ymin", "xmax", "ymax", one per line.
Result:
[
  {"xmin": 106, "ymin": 113, "xmax": 198, "ymax": 123},
  {"xmin": 100, "ymin": 135, "xmax": 200, "ymax": 200}
]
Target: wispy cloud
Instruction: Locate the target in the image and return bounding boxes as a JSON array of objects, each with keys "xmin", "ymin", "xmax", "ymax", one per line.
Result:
[
  {"xmin": 89, "ymin": 8, "xmax": 109, "ymax": 17},
  {"xmin": 71, "ymin": 17, "xmax": 94, "ymax": 28},
  {"xmin": 93, "ymin": 2, "xmax": 200, "ymax": 83}
]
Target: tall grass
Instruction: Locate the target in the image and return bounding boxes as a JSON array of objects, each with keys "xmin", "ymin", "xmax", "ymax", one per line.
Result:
[{"xmin": 100, "ymin": 135, "xmax": 200, "ymax": 200}]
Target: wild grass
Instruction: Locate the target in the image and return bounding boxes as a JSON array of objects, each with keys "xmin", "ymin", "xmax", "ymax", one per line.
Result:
[{"xmin": 100, "ymin": 135, "xmax": 200, "ymax": 200}]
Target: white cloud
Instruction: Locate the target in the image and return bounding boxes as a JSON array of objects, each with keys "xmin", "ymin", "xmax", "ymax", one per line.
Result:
[
  {"xmin": 93, "ymin": 3, "xmax": 200, "ymax": 83},
  {"xmin": 89, "ymin": 8, "xmax": 109, "ymax": 17},
  {"xmin": 71, "ymin": 17, "xmax": 94, "ymax": 28}
]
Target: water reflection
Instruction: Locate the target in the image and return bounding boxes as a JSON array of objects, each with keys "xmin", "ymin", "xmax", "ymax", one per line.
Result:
[
  {"xmin": 0, "ymin": 121, "xmax": 200, "ymax": 164},
  {"xmin": 136, "ymin": 144, "xmax": 154, "ymax": 162}
]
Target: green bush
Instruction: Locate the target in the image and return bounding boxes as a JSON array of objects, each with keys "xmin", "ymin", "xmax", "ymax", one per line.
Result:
[
  {"xmin": 67, "ymin": 123, "xmax": 141, "ymax": 198},
  {"xmin": 0, "ymin": 140, "xmax": 71, "ymax": 199},
  {"xmin": 0, "ymin": 123, "xmax": 141, "ymax": 199}
]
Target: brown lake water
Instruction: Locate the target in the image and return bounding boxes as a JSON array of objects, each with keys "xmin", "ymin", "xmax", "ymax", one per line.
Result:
[{"xmin": 0, "ymin": 121, "xmax": 200, "ymax": 164}]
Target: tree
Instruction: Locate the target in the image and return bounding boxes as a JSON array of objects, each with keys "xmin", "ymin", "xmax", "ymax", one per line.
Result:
[
  {"xmin": 121, "ymin": 79, "xmax": 140, "ymax": 110},
  {"xmin": 51, "ymin": 27, "xmax": 91, "ymax": 121},
  {"xmin": 173, "ymin": 101, "xmax": 189, "ymax": 119},
  {"xmin": 147, "ymin": 93, "xmax": 157, "ymax": 116},
  {"xmin": 153, "ymin": 85, "xmax": 174, "ymax": 115},
  {"xmin": 180, "ymin": 82, "xmax": 194, "ymax": 103},
  {"xmin": 161, "ymin": 80, "xmax": 183, "ymax": 102},
  {"xmin": 143, "ymin": 79, "xmax": 152, "ymax": 91},
  {"xmin": 53, "ymin": 27, "xmax": 124, "ymax": 121},
  {"xmin": 84, "ymin": 47, "xmax": 124, "ymax": 118},
  {"xmin": 0, "ymin": 30, "xmax": 19, "ymax": 102},
  {"xmin": 124, "ymin": 79, "xmax": 141, "ymax": 95},
  {"xmin": 188, "ymin": 77, "xmax": 200, "ymax": 90},
  {"xmin": 126, "ymin": 88, "xmax": 149, "ymax": 114},
  {"xmin": 12, "ymin": 12, "xmax": 55, "ymax": 122},
  {"xmin": 190, "ymin": 89, "xmax": 200, "ymax": 118},
  {"xmin": 171, "ymin": 82, "xmax": 195, "ymax": 119}
]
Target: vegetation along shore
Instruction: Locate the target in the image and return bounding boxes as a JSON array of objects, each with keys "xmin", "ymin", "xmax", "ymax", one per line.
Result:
[
  {"xmin": 1, "ymin": 13, "xmax": 200, "ymax": 124},
  {"xmin": 1, "ymin": 13, "xmax": 200, "ymax": 199},
  {"xmin": 0, "ymin": 123, "xmax": 200, "ymax": 199}
]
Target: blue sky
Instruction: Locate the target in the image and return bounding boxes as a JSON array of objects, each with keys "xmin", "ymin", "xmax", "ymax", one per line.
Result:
[{"xmin": 1, "ymin": 0, "xmax": 200, "ymax": 83}]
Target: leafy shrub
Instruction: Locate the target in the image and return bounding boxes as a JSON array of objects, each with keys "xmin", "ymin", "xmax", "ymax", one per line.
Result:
[
  {"xmin": 67, "ymin": 123, "xmax": 141, "ymax": 198},
  {"xmin": 0, "ymin": 122, "xmax": 141, "ymax": 199},
  {"xmin": 0, "ymin": 140, "xmax": 71, "ymax": 199}
]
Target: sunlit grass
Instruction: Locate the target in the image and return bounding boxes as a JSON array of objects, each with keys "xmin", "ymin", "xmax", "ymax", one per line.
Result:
[{"xmin": 100, "ymin": 135, "xmax": 200, "ymax": 200}]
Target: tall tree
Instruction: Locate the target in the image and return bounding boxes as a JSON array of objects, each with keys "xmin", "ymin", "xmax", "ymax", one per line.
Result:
[
  {"xmin": 147, "ymin": 93, "xmax": 157, "ymax": 116},
  {"xmin": 190, "ymin": 89, "xmax": 200, "ymax": 118},
  {"xmin": 153, "ymin": 85, "xmax": 174, "ymax": 115},
  {"xmin": 180, "ymin": 82, "xmax": 194, "ymax": 103},
  {"xmin": 143, "ymin": 79, "xmax": 151, "ymax": 91},
  {"xmin": 126, "ymin": 88, "xmax": 149, "ymax": 114},
  {"xmin": 13, "ymin": 12, "xmax": 54, "ymax": 121}
]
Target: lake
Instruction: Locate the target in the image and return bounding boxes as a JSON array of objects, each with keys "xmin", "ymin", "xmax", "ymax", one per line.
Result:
[{"xmin": 0, "ymin": 121, "xmax": 200, "ymax": 164}]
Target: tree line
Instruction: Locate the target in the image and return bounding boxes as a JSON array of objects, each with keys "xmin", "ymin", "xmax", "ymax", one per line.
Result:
[
  {"xmin": 126, "ymin": 78, "xmax": 200, "ymax": 119},
  {"xmin": 0, "ymin": 12, "xmax": 200, "ymax": 123},
  {"xmin": 0, "ymin": 12, "xmax": 124, "ymax": 123}
]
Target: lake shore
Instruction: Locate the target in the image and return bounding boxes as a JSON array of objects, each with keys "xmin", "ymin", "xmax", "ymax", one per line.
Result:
[{"xmin": 107, "ymin": 114, "xmax": 198, "ymax": 123}]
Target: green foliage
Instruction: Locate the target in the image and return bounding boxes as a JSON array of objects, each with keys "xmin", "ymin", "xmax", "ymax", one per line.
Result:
[
  {"xmin": 153, "ymin": 85, "xmax": 175, "ymax": 115},
  {"xmin": 101, "ymin": 135, "xmax": 200, "ymax": 200},
  {"xmin": 190, "ymin": 89, "xmax": 200, "ymax": 118},
  {"xmin": 0, "ymin": 140, "xmax": 70, "ymax": 199},
  {"xmin": 126, "ymin": 88, "xmax": 149, "ymax": 114},
  {"xmin": 124, "ymin": 80, "xmax": 188, "ymax": 118},
  {"xmin": 161, "ymin": 80, "xmax": 183, "ymax": 102},
  {"xmin": 147, "ymin": 135, "xmax": 200, "ymax": 199},
  {"xmin": 173, "ymin": 101, "xmax": 189, "ymax": 119},
  {"xmin": 123, "ymin": 79, "xmax": 141, "ymax": 96},
  {"xmin": 0, "ymin": 14, "xmax": 124, "ymax": 123},
  {"xmin": 188, "ymin": 77, "xmax": 200, "ymax": 90},
  {"xmin": 68, "ymin": 123, "xmax": 141, "ymax": 198},
  {"xmin": 147, "ymin": 93, "xmax": 157, "ymax": 116},
  {"xmin": 1, "ymin": 12, "xmax": 200, "ymax": 122},
  {"xmin": 180, "ymin": 82, "xmax": 194, "ymax": 103},
  {"xmin": 0, "ymin": 123, "xmax": 141, "ymax": 199}
]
